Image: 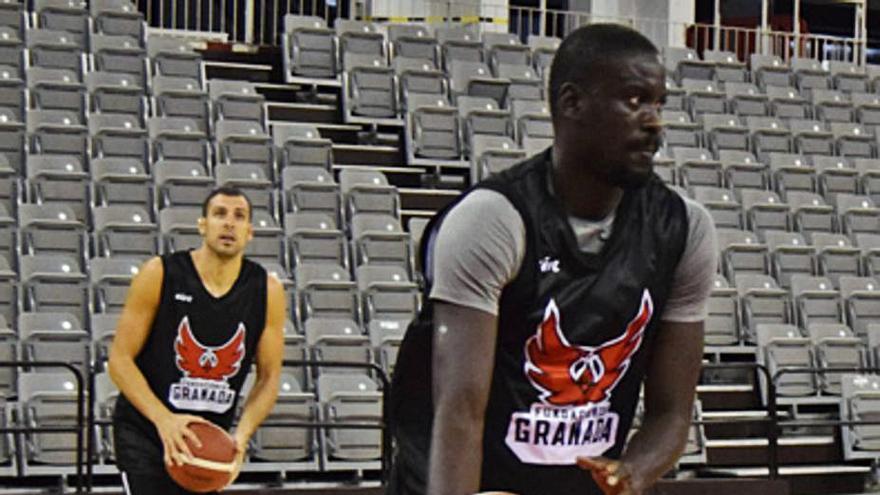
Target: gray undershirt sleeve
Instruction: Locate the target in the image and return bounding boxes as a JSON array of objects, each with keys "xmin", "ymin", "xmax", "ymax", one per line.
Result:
[{"xmin": 428, "ymin": 189, "xmax": 526, "ymax": 316}]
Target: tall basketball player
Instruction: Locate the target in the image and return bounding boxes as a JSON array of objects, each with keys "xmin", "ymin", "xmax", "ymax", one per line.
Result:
[
  {"xmin": 389, "ymin": 24, "xmax": 718, "ymax": 495},
  {"xmin": 108, "ymin": 187, "xmax": 287, "ymax": 494}
]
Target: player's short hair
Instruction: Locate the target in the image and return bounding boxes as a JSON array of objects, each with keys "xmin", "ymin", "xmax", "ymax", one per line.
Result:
[
  {"xmin": 548, "ymin": 23, "xmax": 659, "ymax": 117},
  {"xmin": 201, "ymin": 186, "xmax": 253, "ymax": 220}
]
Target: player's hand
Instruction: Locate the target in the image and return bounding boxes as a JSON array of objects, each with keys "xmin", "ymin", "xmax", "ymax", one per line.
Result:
[
  {"xmin": 154, "ymin": 412, "xmax": 208, "ymax": 467},
  {"xmin": 223, "ymin": 433, "xmax": 248, "ymax": 490},
  {"xmin": 576, "ymin": 457, "xmax": 641, "ymax": 495}
]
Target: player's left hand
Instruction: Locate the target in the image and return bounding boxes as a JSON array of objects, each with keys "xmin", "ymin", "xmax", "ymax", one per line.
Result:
[
  {"xmin": 576, "ymin": 457, "xmax": 642, "ymax": 495},
  {"xmin": 223, "ymin": 433, "xmax": 248, "ymax": 490}
]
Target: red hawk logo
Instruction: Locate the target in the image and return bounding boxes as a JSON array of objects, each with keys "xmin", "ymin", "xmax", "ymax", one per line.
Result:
[
  {"xmin": 174, "ymin": 317, "xmax": 246, "ymax": 381},
  {"xmin": 524, "ymin": 290, "xmax": 653, "ymax": 406}
]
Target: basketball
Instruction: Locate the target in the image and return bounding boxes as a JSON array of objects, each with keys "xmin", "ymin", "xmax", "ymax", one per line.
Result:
[{"xmin": 165, "ymin": 421, "xmax": 237, "ymax": 493}]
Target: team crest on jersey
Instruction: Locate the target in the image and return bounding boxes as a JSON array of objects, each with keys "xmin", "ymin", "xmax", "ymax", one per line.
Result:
[
  {"xmin": 505, "ymin": 289, "xmax": 653, "ymax": 465},
  {"xmin": 168, "ymin": 316, "xmax": 246, "ymax": 413}
]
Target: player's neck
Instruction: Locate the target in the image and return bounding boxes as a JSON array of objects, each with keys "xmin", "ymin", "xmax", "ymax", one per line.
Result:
[
  {"xmin": 551, "ymin": 145, "xmax": 623, "ymax": 220},
  {"xmin": 189, "ymin": 247, "xmax": 243, "ymax": 297}
]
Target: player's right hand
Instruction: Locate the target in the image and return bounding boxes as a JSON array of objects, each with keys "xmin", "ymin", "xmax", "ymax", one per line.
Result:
[{"xmin": 154, "ymin": 412, "xmax": 209, "ymax": 467}]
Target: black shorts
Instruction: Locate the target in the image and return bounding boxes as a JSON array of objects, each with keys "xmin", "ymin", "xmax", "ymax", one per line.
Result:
[{"xmin": 120, "ymin": 470, "xmax": 217, "ymax": 495}]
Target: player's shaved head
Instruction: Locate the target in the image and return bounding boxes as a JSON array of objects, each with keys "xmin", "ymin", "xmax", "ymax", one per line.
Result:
[{"xmin": 548, "ymin": 23, "xmax": 659, "ymax": 118}]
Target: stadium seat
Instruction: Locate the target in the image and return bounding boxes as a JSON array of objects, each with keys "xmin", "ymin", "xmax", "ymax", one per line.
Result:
[
  {"xmin": 768, "ymin": 152, "xmax": 817, "ymax": 197},
  {"xmin": 832, "ymin": 193, "xmax": 879, "ymax": 240},
  {"xmin": 343, "ymin": 54, "xmax": 397, "ymax": 118},
  {"xmin": 511, "ymin": 99, "xmax": 552, "ymax": 145},
  {"xmin": 718, "ymin": 150, "xmax": 769, "ymax": 190},
  {"xmin": 90, "ymin": 257, "xmax": 139, "ymax": 313},
  {"xmin": 470, "ymin": 134, "xmax": 526, "ymax": 181},
  {"xmin": 251, "ymin": 372, "xmax": 318, "ymax": 465},
  {"xmin": 705, "ymin": 274, "xmax": 739, "ymax": 345},
  {"xmin": 27, "ymin": 67, "xmax": 85, "ymax": 119},
  {"xmin": 855, "ymin": 158, "xmax": 880, "ymax": 204},
  {"xmin": 670, "ymin": 147, "xmax": 723, "ymax": 188},
  {"xmin": 829, "ymin": 61, "xmax": 868, "ymax": 93},
  {"xmin": 296, "ymin": 263, "xmax": 359, "ymax": 324},
  {"xmin": 214, "ymin": 120, "xmax": 274, "ymax": 181},
  {"xmin": 703, "ymin": 50, "xmax": 747, "ymax": 83},
  {"xmin": 831, "ymin": 122, "xmax": 874, "ymax": 158},
  {"xmin": 458, "ymin": 96, "xmax": 513, "ymax": 154},
  {"xmin": 19, "ymin": 254, "xmax": 88, "ymax": 329},
  {"xmin": 813, "ymin": 156, "xmax": 860, "ymax": 200},
  {"xmin": 316, "ymin": 373, "xmax": 382, "ymax": 463},
  {"xmin": 725, "ymin": 82, "xmax": 769, "ymax": 117},
  {"xmin": 273, "ymin": 123, "xmax": 333, "ymax": 170},
  {"xmin": 27, "ymin": 28, "xmax": 86, "ymax": 79},
  {"xmin": 151, "ymin": 75, "xmax": 211, "ymax": 134},
  {"xmin": 209, "ymin": 79, "xmax": 267, "ymax": 125},
  {"xmin": 89, "ymin": 113, "xmax": 149, "ymax": 166},
  {"xmin": 388, "ymin": 24, "xmax": 437, "ymax": 63},
  {"xmin": 449, "ymin": 60, "xmax": 509, "ymax": 107},
  {"xmin": 757, "ymin": 323, "xmax": 816, "ymax": 396},
  {"xmin": 86, "ymin": 71, "xmax": 147, "ymax": 124},
  {"xmin": 394, "ymin": 57, "xmax": 447, "ymax": 110},
  {"xmin": 791, "ymin": 58, "xmax": 831, "ymax": 92},
  {"xmin": 18, "ymin": 203, "xmax": 86, "ymax": 268},
  {"xmin": 246, "ymin": 210, "xmax": 285, "ymax": 267},
  {"xmin": 147, "ymin": 36, "xmax": 202, "ymax": 81},
  {"xmin": 281, "ymin": 166, "xmax": 340, "ymax": 222},
  {"xmin": 91, "ymin": 0, "xmax": 145, "ymax": 42},
  {"xmin": 839, "ymin": 276, "xmax": 880, "ymax": 338},
  {"xmin": 691, "ymin": 186, "xmax": 743, "ymax": 230},
  {"xmin": 158, "ymin": 206, "xmax": 201, "ymax": 252},
  {"xmin": 483, "ymin": 32, "xmax": 530, "ymax": 73},
  {"xmin": 92, "ymin": 204, "xmax": 158, "ymax": 260},
  {"xmin": 789, "ymin": 118, "xmax": 835, "ymax": 156},
  {"xmin": 750, "ymin": 54, "xmax": 793, "ymax": 89},
  {"xmin": 349, "ymin": 213, "xmax": 411, "ymax": 274},
  {"xmin": 527, "ymin": 35, "xmax": 559, "ymax": 78},
  {"xmin": 855, "ymin": 233, "xmax": 880, "ymax": 277},
  {"xmin": 791, "ymin": 274, "xmax": 843, "ymax": 328},
  {"xmin": 808, "ymin": 232, "xmax": 862, "ymax": 287},
  {"xmin": 662, "ymin": 110, "xmax": 701, "ymax": 148},
  {"xmin": 406, "ymin": 94, "xmax": 461, "ymax": 160},
  {"xmin": 851, "ymin": 92, "xmax": 880, "ymax": 126},
  {"xmin": 681, "ymin": 79, "xmax": 726, "ymax": 117},
  {"xmin": 33, "ymin": 0, "xmax": 89, "ymax": 37},
  {"xmin": 153, "ymin": 160, "xmax": 213, "ymax": 209},
  {"xmin": 787, "ymin": 191, "xmax": 837, "ymax": 235},
  {"xmin": 27, "ymin": 109, "xmax": 88, "ymax": 165},
  {"xmin": 701, "ymin": 113, "xmax": 749, "ymax": 153},
  {"xmin": 214, "ymin": 163, "xmax": 274, "ymax": 214},
  {"xmin": 356, "ymin": 264, "xmax": 419, "ymax": 330},
  {"xmin": 807, "ymin": 322, "xmax": 865, "ymax": 395},
  {"xmin": 25, "ymin": 154, "xmax": 90, "ymax": 223},
  {"xmin": 282, "ymin": 15, "xmax": 338, "ymax": 80},
  {"xmin": 90, "ymin": 34, "xmax": 147, "ymax": 88},
  {"xmin": 765, "ymin": 86, "xmax": 810, "ymax": 120},
  {"xmin": 90, "ymin": 157, "xmax": 153, "ymax": 211},
  {"xmin": 17, "ymin": 372, "xmax": 85, "ymax": 465},
  {"xmin": 0, "ymin": 63, "xmax": 24, "ymax": 121},
  {"xmin": 811, "ymin": 89, "xmax": 854, "ymax": 123},
  {"xmin": 663, "ymin": 46, "xmax": 713, "ymax": 82},
  {"xmin": 285, "ymin": 211, "xmax": 348, "ymax": 270},
  {"xmin": 336, "ymin": 20, "xmax": 385, "ymax": 63},
  {"xmin": 149, "ymin": 116, "xmax": 210, "ymax": 166},
  {"xmin": 437, "ymin": 25, "xmax": 483, "ymax": 71},
  {"xmin": 735, "ymin": 273, "xmax": 793, "ymax": 343},
  {"xmin": 339, "ymin": 169, "xmax": 399, "ymax": 220},
  {"xmin": 496, "ymin": 64, "xmax": 543, "ymax": 104}
]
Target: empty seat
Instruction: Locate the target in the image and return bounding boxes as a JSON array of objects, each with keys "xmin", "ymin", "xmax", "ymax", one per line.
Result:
[
  {"xmin": 811, "ymin": 89, "xmax": 854, "ymax": 123},
  {"xmin": 839, "ymin": 276, "xmax": 880, "ymax": 338},
  {"xmin": 247, "ymin": 211, "xmax": 285, "ymax": 267},
  {"xmin": 788, "ymin": 191, "xmax": 837, "ymax": 235},
  {"xmin": 691, "ymin": 186, "xmax": 743, "ymax": 230},
  {"xmin": 209, "ymin": 79, "xmax": 266, "ymax": 125},
  {"xmin": 339, "ymin": 169, "xmax": 399, "ymax": 220},
  {"xmin": 470, "ymin": 135, "xmax": 526, "ymax": 181},
  {"xmin": 807, "ymin": 323, "xmax": 865, "ymax": 395},
  {"xmin": 27, "ymin": 28, "xmax": 86, "ymax": 78},
  {"xmin": 336, "ymin": 20, "xmax": 385, "ymax": 62},
  {"xmin": 296, "ymin": 263, "xmax": 359, "ymax": 324},
  {"xmin": 437, "ymin": 26, "xmax": 483, "ymax": 70},
  {"xmin": 27, "ymin": 67, "xmax": 85, "ymax": 118},
  {"xmin": 528, "ymin": 35, "xmax": 558, "ymax": 78},
  {"xmin": 496, "ymin": 64, "xmax": 543, "ymax": 104},
  {"xmin": 856, "ymin": 233, "xmax": 880, "ymax": 278},
  {"xmin": 343, "ymin": 54, "xmax": 397, "ymax": 118},
  {"xmin": 90, "ymin": 257, "xmax": 139, "ymax": 313},
  {"xmin": 19, "ymin": 254, "xmax": 88, "ymax": 323},
  {"xmin": 316, "ymin": 373, "xmax": 382, "ymax": 462},
  {"xmin": 0, "ymin": 25, "xmax": 22, "ymax": 74},
  {"xmin": 27, "ymin": 109, "xmax": 88, "ymax": 164},
  {"xmin": 751, "ymin": 54, "xmax": 793, "ymax": 89},
  {"xmin": 735, "ymin": 273, "xmax": 793, "ymax": 343},
  {"xmin": 459, "ymin": 96, "xmax": 513, "ymax": 154},
  {"xmin": 86, "ymin": 71, "xmax": 147, "ymax": 123},
  {"xmin": 90, "ymin": 34, "xmax": 146, "ymax": 88},
  {"xmin": 151, "ymin": 75, "xmax": 210, "ymax": 134},
  {"xmin": 855, "ymin": 159, "xmax": 880, "ymax": 205},
  {"xmin": 765, "ymin": 231, "xmax": 816, "ymax": 289},
  {"xmin": 149, "ymin": 116, "xmax": 210, "ymax": 166},
  {"xmin": 756, "ymin": 324, "xmax": 816, "ymax": 396},
  {"xmin": 705, "ymin": 274, "xmax": 739, "ymax": 345},
  {"xmin": 851, "ymin": 92, "xmax": 880, "ymax": 126},
  {"xmin": 214, "ymin": 120, "xmax": 274, "ymax": 181},
  {"xmin": 154, "ymin": 160, "xmax": 213, "ymax": 209},
  {"xmin": 663, "ymin": 46, "xmax": 713, "ymax": 82},
  {"xmin": 703, "ymin": 50, "xmax": 748, "ymax": 83},
  {"xmin": 147, "ymin": 36, "xmax": 201, "ymax": 80},
  {"xmin": 158, "ymin": 206, "xmax": 201, "ymax": 252},
  {"xmin": 449, "ymin": 60, "xmax": 509, "ymax": 107},
  {"xmin": 394, "ymin": 57, "xmax": 447, "ymax": 109},
  {"xmin": 789, "ymin": 119, "xmax": 834, "ymax": 156},
  {"xmin": 739, "ymin": 189, "xmax": 791, "ymax": 233},
  {"xmin": 406, "ymin": 95, "xmax": 461, "ymax": 160},
  {"xmin": 18, "ymin": 372, "xmax": 85, "ymax": 465},
  {"xmin": 92, "ymin": 204, "xmax": 158, "ymax": 259},
  {"xmin": 831, "ymin": 122, "xmax": 874, "ymax": 158},
  {"xmin": 681, "ymin": 79, "xmax": 726, "ymax": 117},
  {"xmin": 91, "ymin": 0, "xmax": 145, "ymax": 41},
  {"xmin": 388, "ymin": 24, "xmax": 437, "ymax": 63},
  {"xmin": 662, "ymin": 110, "xmax": 702, "ymax": 148},
  {"xmin": 350, "ymin": 214, "xmax": 411, "ymax": 274},
  {"xmin": 0, "ymin": 63, "xmax": 24, "ymax": 121},
  {"xmin": 833, "ymin": 193, "xmax": 880, "ymax": 239},
  {"xmin": 809, "ymin": 232, "xmax": 862, "ymax": 287},
  {"xmin": 214, "ymin": 164, "xmax": 274, "ymax": 214},
  {"xmin": 18, "ymin": 203, "xmax": 86, "ymax": 267},
  {"xmin": 483, "ymin": 32, "xmax": 530, "ymax": 74},
  {"xmin": 285, "ymin": 212, "xmax": 348, "ymax": 270},
  {"xmin": 273, "ymin": 123, "xmax": 332, "ymax": 171},
  {"xmin": 791, "ymin": 58, "xmax": 831, "ymax": 92},
  {"xmin": 725, "ymin": 82, "xmax": 769, "ymax": 117},
  {"xmin": 34, "ymin": 0, "xmax": 88, "ymax": 36},
  {"xmin": 511, "ymin": 99, "xmax": 552, "ymax": 145},
  {"xmin": 701, "ymin": 113, "xmax": 749, "ymax": 152},
  {"xmin": 89, "ymin": 113, "xmax": 149, "ymax": 166},
  {"xmin": 670, "ymin": 147, "xmax": 723, "ymax": 188},
  {"xmin": 766, "ymin": 86, "xmax": 810, "ymax": 120},
  {"xmin": 282, "ymin": 15, "xmax": 337, "ymax": 80},
  {"xmin": 718, "ymin": 150, "xmax": 769, "ymax": 190},
  {"xmin": 281, "ymin": 166, "xmax": 340, "ymax": 222},
  {"xmin": 747, "ymin": 116, "xmax": 792, "ymax": 158},
  {"xmin": 791, "ymin": 274, "xmax": 843, "ymax": 328},
  {"xmin": 717, "ymin": 228, "xmax": 770, "ymax": 280},
  {"xmin": 813, "ymin": 156, "xmax": 859, "ymax": 197},
  {"xmin": 357, "ymin": 264, "xmax": 418, "ymax": 335},
  {"xmin": 91, "ymin": 156, "xmax": 152, "ymax": 210},
  {"xmin": 25, "ymin": 154, "xmax": 89, "ymax": 223},
  {"xmin": 768, "ymin": 153, "xmax": 816, "ymax": 197},
  {"xmin": 829, "ymin": 61, "xmax": 868, "ymax": 93},
  {"xmin": 251, "ymin": 373, "xmax": 318, "ymax": 463}
]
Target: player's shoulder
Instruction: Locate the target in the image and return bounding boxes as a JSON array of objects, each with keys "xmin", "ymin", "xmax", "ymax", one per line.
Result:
[
  {"xmin": 137, "ymin": 255, "xmax": 165, "ymax": 279},
  {"xmin": 446, "ymin": 187, "xmax": 521, "ymax": 223},
  {"xmin": 669, "ymin": 187, "xmax": 715, "ymax": 233}
]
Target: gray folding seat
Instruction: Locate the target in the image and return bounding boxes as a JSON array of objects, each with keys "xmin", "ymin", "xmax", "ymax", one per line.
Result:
[
  {"xmin": 285, "ymin": 212, "xmax": 347, "ymax": 270},
  {"xmin": 151, "ymin": 76, "xmax": 210, "ymax": 134},
  {"xmin": 747, "ymin": 116, "xmax": 791, "ymax": 158},
  {"xmin": 855, "ymin": 158, "xmax": 880, "ymax": 205},
  {"xmin": 0, "ymin": 257, "xmax": 15, "ymax": 329},
  {"xmin": 215, "ymin": 120, "xmax": 274, "ymax": 181},
  {"xmin": 343, "ymin": 54, "xmax": 397, "ymax": 118},
  {"xmin": 787, "ymin": 191, "xmax": 837, "ymax": 235},
  {"xmin": 839, "ymin": 276, "xmax": 880, "ymax": 338},
  {"xmin": 272, "ymin": 123, "xmax": 332, "ymax": 170},
  {"xmin": 27, "ymin": 109, "xmax": 87, "ymax": 164},
  {"xmin": 33, "ymin": 0, "xmax": 88, "ymax": 37},
  {"xmin": 25, "ymin": 154, "xmax": 89, "ymax": 223},
  {"xmin": 791, "ymin": 58, "xmax": 831, "ymax": 92},
  {"xmin": 704, "ymin": 50, "xmax": 748, "ymax": 83},
  {"xmin": 0, "ymin": 63, "xmax": 23, "ymax": 121},
  {"xmin": 807, "ymin": 322, "xmax": 865, "ymax": 395},
  {"xmin": 251, "ymin": 373, "xmax": 318, "ymax": 464},
  {"xmin": 756, "ymin": 323, "xmax": 816, "ymax": 396},
  {"xmin": 356, "ymin": 264, "xmax": 419, "ymax": 332},
  {"xmin": 0, "ymin": 0, "xmax": 23, "ymax": 35},
  {"xmin": 681, "ymin": 79, "xmax": 726, "ymax": 117},
  {"xmin": 0, "ymin": 205, "xmax": 14, "ymax": 269},
  {"xmin": 766, "ymin": 86, "xmax": 810, "ymax": 119},
  {"xmin": 718, "ymin": 150, "xmax": 769, "ymax": 190},
  {"xmin": 388, "ymin": 24, "xmax": 437, "ymax": 63},
  {"xmin": 214, "ymin": 164, "xmax": 274, "ymax": 214},
  {"xmin": 511, "ymin": 99, "xmax": 552, "ymax": 145},
  {"xmin": 406, "ymin": 94, "xmax": 461, "ymax": 160},
  {"xmin": 0, "ymin": 327, "xmax": 15, "ymax": 396},
  {"xmin": 449, "ymin": 60, "xmax": 509, "ymax": 107},
  {"xmin": 765, "ymin": 231, "xmax": 815, "ymax": 289},
  {"xmin": 768, "ymin": 153, "xmax": 816, "ymax": 197},
  {"xmin": 652, "ymin": 150, "xmax": 675, "ymax": 185},
  {"xmin": 336, "ymin": 20, "xmax": 385, "ymax": 63},
  {"xmin": 91, "ymin": 0, "xmax": 144, "ymax": 41},
  {"xmin": 86, "ymin": 72, "xmax": 147, "ymax": 123},
  {"xmin": 751, "ymin": 54, "xmax": 793, "ymax": 89},
  {"xmin": 0, "ymin": 24, "xmax": 22, "ymax": 74},
  {"xmin": 832, "ymin": 193, "xmax": 879, "ymax": 239},
  {"xmin": 154, "ymin": 160, "xmax": 213, "ymax": 209},
  {"xmin": 663, "ymin": 78, "xmax": 686, "ymax": 112},
  {"xmin": 811, "ymin": 89, "xmax": 854, "ymax": 123},
  {"xmin": 739, "ymin": 189, "xmax": 790, "ymax": 234},
  {"xmin": 735, "ymin": 273, "xmax": 793, "ymax": 343},
  {"xmin": 831, "ymin": 122, "xmax": 874, "ymax": 158},
  {"xmin": 812, "ymin": 156, "xmax": 858, "ymax": 198},
  {"xmin": 295, "ymin": 263, "xmax": 359, "ymax": 324},
  {"xmin": 91, "ymin": 157, "xmax": 152, "ymax": 211},
  {"xmin": 19, "ymin": 254, "xmax": 88, "ymax": 323},
  {"xmin": 28, "ymin": 67, "xmax": 85, "ymax": 118},
  {"xmin": 459, "ymin": 96, "xmax": 513, "ymax": 154},
  {"xmin": 701, "ymin": 113, "xmax": 749, "ymax": 152},
  {"xmin": 725, "ymin": 82, "xmax": 769, "ymax": 117},
  {"xmin": 663, "ymin": 46, "xmax": 713, "ymax": 82},
  {"xmin": 483, "ymin": 32, "xmax": 530, "ymax": 73},
  {"xmin": 149, "ymin": 116, "xmax": 210, "ymax": 166},
  {"xmin": 691, "ymin": 186, "xmax": 743, "ymax": 230},
  {"xmin": 829, "ymin": 61, "xmax": 868, "ymax": 93},
  {"xmin": 209, "ymin": 79, "xmax": 266, "ymax": 125},
  {"xmin": 282, "ymin": 15, "xmax": 337, "ymax": 80},
  {"xmin": 17, "ymin": 372, "xmax": 86, "ymax": 465},
  {"xmin": 437, "ymin": 25, "xmax": 483, "ymax": 70},
  {"xmin": 18, "ymin": 203, "xmax": 86, "ymax": 268},
  {"xmin": 662, "ymin": 110, "xmax": 701, "ymax": 148},
  {"xmin": 339, "ymin": 169, "xmax": 399, "ymax": 220},
  {"xmin": 704, "ymin": 274, "xmax": 739, "ymax": 345},
  {"xmin": 90, "ymin": 34, "xmax": 147, "ymax": 87},
  {"xmin": 350, "ymin": 213, "xmax": 411, "ymax": 274},
  {"xmin": 851, "ymin": 92, "xmax": 880, "ymax": 127},
  {"xmin": 370, "ymin": 315, "xmax": 403, "ymax": 375},
  {"xmin": 0, "ymin": 106, "xmax": 25, "ymax": 175},
  {"xmin": 90, "ymin": 257, "xmax": 139, "ymax": 313},
  {"xmin": 316, "ymin": 373, "xmax": 381, "ymax": 462},
  {"xmin": 869, "ymin": 65, "xmax": 880, "ymax": 93},
  {"xmin": 147, "ymin": 36, "xmax": 202, "ymax": 80},
  {"xmin": 470, "ymin": 135, "xmax": 526, "ymax": 181},
  {"xmin": 527, "ymin": 35, "xmax": 558, "ymax": 78},
  {"xmin": 718, "ymin": 228, "xmax": 769, "ymax": 281},
  {"xmin": 89, "ymin": 113, "xmax": 149, "ymax": 166},
  {"xmin": 808, "ymin": 232, "xmax": 862, "ymax": 287},
  {"xmin": 281, "ymin": 166, "xmax": 340, "ymax": 221},
  {"xmin": 670, "ymin": 147, "xmax": 723, "ymax": 188},
  {"xmin": 394, "ymin": 57, "xmax": 446, "ymax": 109},
  {"xmin": 791, "ymin": 274, "xmax": 843, "ymax": 328},
  {"xmin": 27, "ymin": 28, "xmax": 86, "ymax": 78},
  {"xmin": 92, "ymin": 204, "xmax": 158, "ymax": 259},
  {"xmin": 496, "ymin": 64, "xmax": 542, "ymax": 104},
  {"xmin": 246, "ymin": 210, "xmax": 285, "ymax": 267},
  {"xmin": 522, "ymin": 136, "xmax": 553, "ymax": 155},
  {"xmin": 856, "ymin": 233, "xmax": 880, "ymax": 278},
  {"xmin": 158, "ymin": 206, "xmax": 201, "ymax": 252},
  {"xmin": 789, "ymin": 119, "xmax": 834, "ymax": 156},
  {"xmin": 93, "ymin": 371, "xmax": 119, "ymax": 459},
  {"xmin": 847, "ymin": 389, "xmax": 880, "ymax": 452},
  {"xmin": 305, "ymin": 317, "xmax": 370, "ymax": 378}
]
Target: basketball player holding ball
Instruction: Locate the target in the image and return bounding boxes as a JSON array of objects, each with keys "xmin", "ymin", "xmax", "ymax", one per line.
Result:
[
  {"xmin": 389, "ymin": 25, "xmax": 717, "ymax": 495},
  {"xmin": 108, "ymin": 187, "xmax": 287, "ymax": 494}
]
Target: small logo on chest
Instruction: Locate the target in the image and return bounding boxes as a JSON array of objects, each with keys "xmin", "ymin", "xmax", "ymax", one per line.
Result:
[
  {"xmin": 175, "ymin": 293, "xmax": 193, "ymax": 303},
  {"xmin": 539, "ymin": 256, "xmax": 561, "ymax": 273}
]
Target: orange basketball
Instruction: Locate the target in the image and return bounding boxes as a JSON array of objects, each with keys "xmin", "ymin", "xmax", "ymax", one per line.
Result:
[{"xmin": 166, "ymin": 421, "xmax": 237, "ymax": 493}]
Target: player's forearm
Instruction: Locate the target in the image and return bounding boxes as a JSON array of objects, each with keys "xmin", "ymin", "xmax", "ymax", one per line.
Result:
[
  {"xmin": 108, "ymin": 353, "xmax": 171, "ymax": 424},
  {"xmin": 619, "ymin": 412, "xmax": 691, "ymax": 491},
  {"xmin": 427, "ymin": 406, "xmax": 485, "ymax": 495},
  {"xmin": 234, "ymin": 371, "xmax": 280, "ymax": 442}
]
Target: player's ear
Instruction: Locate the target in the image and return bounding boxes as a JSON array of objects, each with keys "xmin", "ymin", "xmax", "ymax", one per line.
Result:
[
  {"xmin": 197, "ymin": 217, "xmax": 206, "ymax": 236},
  {"xmin": 246, "ymin": 222, "xmax": 254, "ymax": 242},
  {"xmin": 557, "ymin": 82, "xmax": 585, "ymax": 122}
]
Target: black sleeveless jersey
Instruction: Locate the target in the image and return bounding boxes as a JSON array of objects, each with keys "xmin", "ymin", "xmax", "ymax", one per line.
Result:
[
  {"xmin": 388, "ymin": 150, "xmax": 689, "ymax": 495},
  {"xmin": 113, "ymin": 251, "xmax": 267, "ymax": 466}
]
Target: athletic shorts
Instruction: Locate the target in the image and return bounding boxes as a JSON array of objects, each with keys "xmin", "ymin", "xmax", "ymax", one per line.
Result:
[{"xmin": 120, "ymin": 470, "xmax": 217, "ymax": 495}]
